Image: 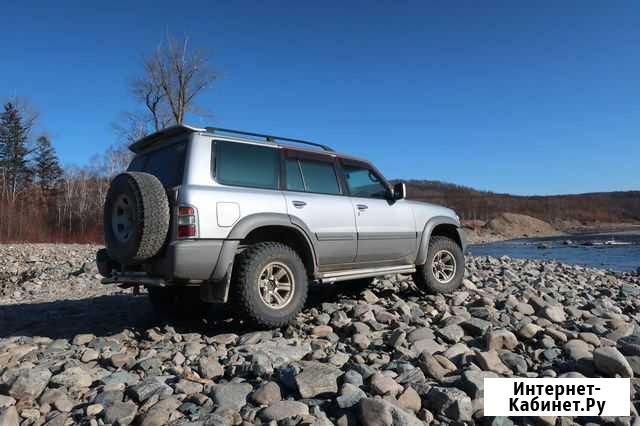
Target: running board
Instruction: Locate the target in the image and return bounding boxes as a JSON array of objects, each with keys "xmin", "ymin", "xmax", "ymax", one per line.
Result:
[
  {"xmin": 318, "ymin": 265, "xmax": 416, "ymax": 283},
  {"xmin": 101, "ymin": 274, "xmax": 167, "ymax": 287}
]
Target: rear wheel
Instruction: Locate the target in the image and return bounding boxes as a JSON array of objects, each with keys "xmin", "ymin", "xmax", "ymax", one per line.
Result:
[
  {"xmin": 147, "ymin": 286, "xmax": 209, "ymax": 321},
  {"xmin": 231, "ymin": 242, "xmax": 308, "ymax": 328},
  {"xmin": 413, "ymin": 236, "xmax": 464, "ymax": 294}
]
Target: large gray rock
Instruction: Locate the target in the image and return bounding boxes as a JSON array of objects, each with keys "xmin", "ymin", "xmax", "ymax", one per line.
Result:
[
  {"xmin": 295, "ymin": 361, "xmax": 342, "ymax": 398},
  {"xmin": 411, "ymin": 338, "xmax": 445, "ymax": 355},
  {"xmin": 359, "ymin": 397, "xmax": 424, "ymax": 426},
  {"xmin": 128, "ymin": 378, "xmax": 173, "ymax": 403},
  {"xmin": 369, "ymin": 372, "xmax": 403, "ymax": 397},
  {"xmin": 251, "ymin": 381, "xmax": 281, "ymax": 406},
  {"xmin": 541, "ymin": 305, "xmax": 566, "ymax": 323},
  {"xmin": 0, "ymin": 406, "xmax": 19, "ymax": 426},
  {"xmin": 437, "ymin": 324, "xmax": 464, "ymax": 343},
  {"xmin": 198, "ymin": 356, "xmax": 224, "ymax": 379},
  {"xmin": 235, "ymin": 340, "xmax": 311, "ymax": 368},
  {"xmin": 500, "ymin": 352, "xmax": 528, "ymax": 374},
  {"xmin": 140, "ymin": 397, "xmax": 181, "ymax": 426},
  {"xmin": 39, "ymin": 389, "xmax": 73, "ymax": 412},
  {"xmin": 564, "ymin": 339, "xmax": 593, "ymax": 361},
  {"xmin": 461, "ymin": 318, "xmax": 492, "ymax": 337},
  {"xmin": 418, "ymin": 351, "xmax": 448, "ymax": 382},
  {"xmin": 337, "ymin": 383, "xmax": 367, "ymax": 408},
  {"xmin": 0, "ymin": 395, "xmax": 15, "ymax": 409},
  {"xmin": 476, "ymin": 350, "xmax": 512, "ymax": 375},
  {"xmin": 485, "ymin": 329, "xmax": 518, "ymax": 351},
  {"xmin": 259, "ymin": 400, "xmax": 309, "ymax": 421},
  {"xmin": 211, "ymin": 382, "xmax": 253, "ymax": 411},
  {"xmin": 8, "ymin": 367, "xmax": 51, "ymax": 400},
  {"xmin": 460, "ymin": 369, "xmax": 499, "ymax": 399},
  {"xmin": 426, "ymin": 386, "xmax": 473, "ymax": 422},
  {"xmin": 617, "ymin": 335, "xmax": 640, "ymax": 356},
  {"xmin": 50, "ymin": 366, "xmax": 93, "ymax": 388},
  {"xmin": 103, "ymin": 400, "xmax": 138, "ymax": 425},
  {"xmin": 593, "ymin": 347, "xmax": 634, "ymax": 378}
]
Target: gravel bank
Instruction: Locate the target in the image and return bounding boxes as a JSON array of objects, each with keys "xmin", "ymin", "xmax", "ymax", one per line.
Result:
[{"xmin": 1, "ymin": 244, "xmax": 639, "ymax": 425}]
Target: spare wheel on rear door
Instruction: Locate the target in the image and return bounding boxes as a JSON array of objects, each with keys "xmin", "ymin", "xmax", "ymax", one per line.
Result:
[{"xmin": 104, "ymin": 171, "xmax": 170, "ymax": 265}]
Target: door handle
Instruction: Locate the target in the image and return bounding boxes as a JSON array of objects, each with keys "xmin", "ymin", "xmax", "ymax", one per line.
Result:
[
  {"xmin": 292, "ymin": 200, "xmax": 306, "ymax": 208},
  {"xmin": 356, "ymin": 204, "xmax": 368, "ymax": 211}
]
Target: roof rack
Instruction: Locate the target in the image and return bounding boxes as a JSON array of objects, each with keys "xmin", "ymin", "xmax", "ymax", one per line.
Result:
[{"xmin": 205, "ymin": 127, "xmax": 334, "ymax": 152}]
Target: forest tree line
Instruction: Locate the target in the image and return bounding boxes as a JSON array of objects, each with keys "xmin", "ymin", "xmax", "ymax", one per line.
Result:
[{"xmin": 0, "ymin": 100, "xmax": 131, "ymax": 242}]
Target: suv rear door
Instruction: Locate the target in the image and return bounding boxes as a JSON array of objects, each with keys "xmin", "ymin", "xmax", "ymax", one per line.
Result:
[
  {"xmin": 282, "ymin": 151, "xmax": 357, "ymax": 267},
  {"xmin": 340, "ymin": 160, "xmax": 417, "ymax": 263}
]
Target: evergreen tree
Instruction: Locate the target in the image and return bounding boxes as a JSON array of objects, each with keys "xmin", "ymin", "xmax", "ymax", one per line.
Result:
[
  {"xmin": 34, "ymin": 135, "xmax": 63, "ymax": 192},
  {"xmin": 0, "ymin": 102, "xmax": 32, "ymax": 200}
]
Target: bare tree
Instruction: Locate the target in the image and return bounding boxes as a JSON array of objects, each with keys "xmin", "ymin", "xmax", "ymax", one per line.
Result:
[
  {"xmin": 145, "ymin": 35, "xmax": 217, "ymax": 126},
  {"xmin": 113, "ymin": 34, "xmax": 217, "ymax": 144}
]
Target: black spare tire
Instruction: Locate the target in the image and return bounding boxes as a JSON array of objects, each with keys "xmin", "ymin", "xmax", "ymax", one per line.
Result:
[{"xmin": 104, "ymin": 172, "xmax": 170, "ymax": 265}]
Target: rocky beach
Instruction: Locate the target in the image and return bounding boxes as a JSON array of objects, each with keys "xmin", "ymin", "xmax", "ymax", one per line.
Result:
[{"xmin": 1, "ymin": 244, "xmax": 639, "ymax": 425}]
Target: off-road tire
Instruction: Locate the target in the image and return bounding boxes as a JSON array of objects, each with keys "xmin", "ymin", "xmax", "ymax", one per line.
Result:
[
  {"xmin": 147, "ymin": 287, "xmax": 209, "ymax": 321},
  {"xmin": 104, "ymin": 172, "xmax": 170, "ymax": 265},
  {"xmin": 413, "ymin": 236, "xmax": 464, "ymax": 294},
  {"xmin": 231, "ymin": 242, "xmax": 308, "ymax": 328}
]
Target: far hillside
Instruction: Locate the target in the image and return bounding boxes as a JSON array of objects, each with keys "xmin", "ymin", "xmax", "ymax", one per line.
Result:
[{"xmin": 404, "ymin": 180, "xmax": 640, "ymax": 232}]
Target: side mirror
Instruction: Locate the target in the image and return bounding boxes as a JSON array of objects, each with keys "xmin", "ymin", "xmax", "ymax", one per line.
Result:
[{"xmin": 392, "ymin": 182, "xmax": 406, "ymax": 200}]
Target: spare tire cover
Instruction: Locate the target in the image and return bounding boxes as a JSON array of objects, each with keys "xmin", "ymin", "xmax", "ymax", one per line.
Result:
[{"xmin": 104, "ymin": 172, "xmax": 170, "ymax": 265}]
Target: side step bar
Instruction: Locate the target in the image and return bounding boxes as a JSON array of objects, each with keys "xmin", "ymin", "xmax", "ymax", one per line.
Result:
[
  {"xmin": 101, "ymin": 274, "xmax": 167, "ymax": 288},
  {"xmin": 318, "ymin": 264, "xmax": 416, "ymax": 284}
]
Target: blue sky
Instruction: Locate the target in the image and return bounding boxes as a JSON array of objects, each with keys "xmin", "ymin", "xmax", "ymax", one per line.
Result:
[{"xmin": 1, "ymin": 1, "xmax": 638, "ymax": 195}]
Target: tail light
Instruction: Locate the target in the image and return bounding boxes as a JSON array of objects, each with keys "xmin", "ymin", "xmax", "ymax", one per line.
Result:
[{"xmin": 177, "ymin": 206, "xmax": 197, "ymax": 238}]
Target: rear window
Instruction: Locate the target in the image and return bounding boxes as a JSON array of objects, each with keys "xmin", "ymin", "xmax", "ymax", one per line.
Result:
[
  {"xmin": 127, "ymin": 141, "xmax": 187, "ymax": 187},
  {"xmin": 215, "ymin": 140, "xmax": 280, "ymax": 189}
]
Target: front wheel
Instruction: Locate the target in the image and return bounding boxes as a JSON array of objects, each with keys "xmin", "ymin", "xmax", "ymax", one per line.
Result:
[
  {"xmin": 231, "ymin": 242, "xmax": 308, "ymax": 328},
  {"xmin": 413, "ymin": 236, "xmax": 464, "ymax": 294}
]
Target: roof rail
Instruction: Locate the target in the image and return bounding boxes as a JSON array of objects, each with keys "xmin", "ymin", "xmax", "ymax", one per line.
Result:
[{"xmin": 205, "ymin": 127, "xmax": 334, "ymax": 152}]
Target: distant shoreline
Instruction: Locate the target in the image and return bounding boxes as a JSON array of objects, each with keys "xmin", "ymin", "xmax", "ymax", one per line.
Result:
[{"xmin": 464, "ymin": 214, "xmax": 640, "ymax": 244}]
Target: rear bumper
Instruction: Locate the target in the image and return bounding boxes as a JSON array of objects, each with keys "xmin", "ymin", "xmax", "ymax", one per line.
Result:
[
  {"xmin": 97, "ymin": 239, "xmax": 223, "ymax": 283},
  {"xmin": 154, "ymin": 240, "xmax": 223, "ymax": 281}
]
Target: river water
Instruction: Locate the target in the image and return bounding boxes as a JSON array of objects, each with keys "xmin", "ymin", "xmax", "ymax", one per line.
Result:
[{"xmin": 468, "ymin": 233, "xmax": 640, "ymax": 273}]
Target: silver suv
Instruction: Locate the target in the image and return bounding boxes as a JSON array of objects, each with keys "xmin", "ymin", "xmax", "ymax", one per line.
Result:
[{"xmin": 97, "ymin": 125, "xmax": 466, "ymax": 327}]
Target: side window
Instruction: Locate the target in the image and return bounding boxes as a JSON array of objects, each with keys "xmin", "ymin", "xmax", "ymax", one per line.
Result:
[
  {"xmin": 343, "ymin": 164, "xmax": 388, "ymax": 198},
  {"xmin": 215, "ymin": 140, "xmax": 279, "ymax": 189},
  {"xmin": 298, "ymin": 159, "xmax": 341, "ymax": 195},
  {"xmin": 285, "ymin": 158, "xmax": 305, "ymax": 192}
]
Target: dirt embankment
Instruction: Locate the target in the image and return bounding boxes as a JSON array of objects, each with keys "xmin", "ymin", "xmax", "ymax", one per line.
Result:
[{"xmin": 463, "ymin": 212, "xmax": 561, "ymax": 244}]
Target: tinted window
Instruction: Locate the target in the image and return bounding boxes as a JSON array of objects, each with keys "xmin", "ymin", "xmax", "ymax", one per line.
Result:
[
  {"xmin": 285, "ymin": 159, "xmax": 305, "ymax": 192},
  {"xmin": 128, "ymin": 142, "xmax": 186, "ymax": 187},
  {"xmin": 343, "ymin": 164, "xmax": 388, "ymax": 198},
  {"xmin": 299, "ymin": 159, "xmax": 341, "ymax": 195},
  {"xmin": 216, "ymin": 141, "xmax": 279, "ymax": 189}
]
